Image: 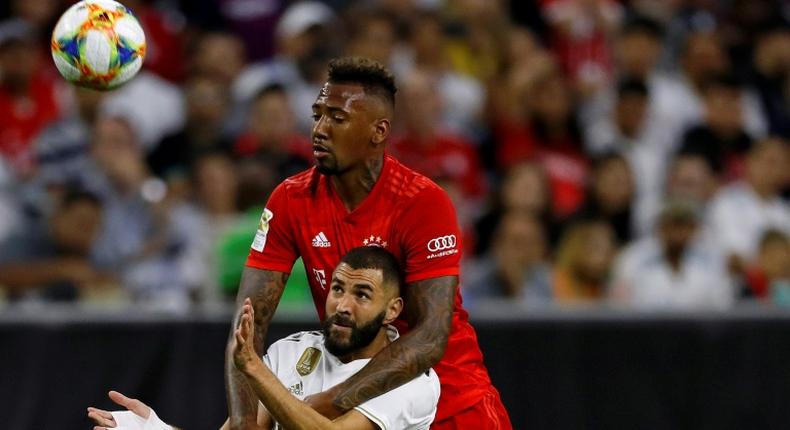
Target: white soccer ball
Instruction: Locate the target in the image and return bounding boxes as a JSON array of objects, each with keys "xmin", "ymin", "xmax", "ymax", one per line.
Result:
[{"xmin": 51, "ymin": 0, "xmax": 146, "ymax": 91}]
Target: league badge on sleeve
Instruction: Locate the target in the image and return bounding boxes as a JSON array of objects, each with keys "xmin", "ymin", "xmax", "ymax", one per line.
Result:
[{"xmin": 251, "ymin": 208, "xmax": 274, "ymax": 252}]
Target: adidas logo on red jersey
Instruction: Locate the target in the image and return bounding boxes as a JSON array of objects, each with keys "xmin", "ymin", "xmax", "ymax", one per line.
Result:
[{"xmin": 312, "ymin": 232, "xmax": 331, "ymax": 248}]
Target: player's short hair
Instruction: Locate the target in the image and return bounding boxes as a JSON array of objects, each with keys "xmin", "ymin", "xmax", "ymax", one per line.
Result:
[
  {"xmin": 339, "ymin": 246, "xmax": 402, "ymax": 296},
  {"xmin": 327, "ymin": 57, "xmax": 397, "ymax": 108}
]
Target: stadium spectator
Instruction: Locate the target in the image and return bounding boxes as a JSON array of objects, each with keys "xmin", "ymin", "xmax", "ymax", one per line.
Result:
[
  {"xmin": 390, "ymin": 68, "xmax": 487, "ymax": 213},
  {"xmin": 398, "ymin": 10, "xmax": 485, "ymax": 137},
  {"xmin": 345, "ymin": 8, "xmax": 399, "ymax": 69},
  {"xmin": 33, "ymin": 87, "xmax": 105, "ymax": 187},
  {"xmin": 651, "ymin": 29, "xmax": 766, "ymax": 151},
  {"xmin": 542, "ymin": 0, "xmax": 623, "ymax": 96},
  {"xmin": 609, "ymin": 199, "xmax": 734, "ymax": 310},
  {"xmin": 88, "ymin": 116, "xmax": 201, "ymax": 308},
  {"xmin": 677, "ymin": 74, "xmax": 753, "ymax": 181},
  {"xmin": 495, "ymin": 63, "xmax": 589, "ymax": 217},
  {"xmin": 0, "ymin": 187, "xmax": 108, "ymax": 302},
  {"xmin": 553, "ymin": 219, "xmax": 616, "ymax": 304},
  {"xmin": 474, "ymin": 161, "xmax": 555, "ymax": 255},
  {"xmin": 232, "ymin": 84, "xmax": 311, "ymax": 179},
  {"xmin": 751, "ymin": 24, "xmax": 790, "ymax": 138},
  {"xmin": 707, "ymin": 137, "xmax": 790, "ymax": 270},
  {"xmin": 233, "ymin": 1, "xmax": 339, "ymax": 134},
  {"xmin": 464, "ymin": 211, "xmax": 553, "ymax": 307},
  {"xmin": 146, "ymin": 76, "xmax": 233, "ymax": 183},
  {"xmin": 613, "ymin": 16, "xmax": 664, "ymax": 82},
  {"xmin": 188, "ymin": 32, "xmax": 247, "ymax": 88},
  {"xmin": 0, "ymin": 19, "xmax": 64, "ymax": 178},
  {"xmin": 743, "ymin": 229, "xmax": 790, "ymax": 302},
  {"xmin": 570, "ymin": 152, "xmax": 635, "ymax": 244}
]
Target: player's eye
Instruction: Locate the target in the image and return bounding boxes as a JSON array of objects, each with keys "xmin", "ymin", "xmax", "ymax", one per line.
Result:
[
  {"xmin": 332, "ymin": 116, "xmax": 345, "ymax": 123},
  {"xmin": 311, "ymin": 114, "xmax": 321, "ymax": 122}
]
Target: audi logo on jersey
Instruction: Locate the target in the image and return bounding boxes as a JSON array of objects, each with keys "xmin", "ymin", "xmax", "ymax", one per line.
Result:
[{"xmin": 427, "ymin": 235, "xmax": 457, "ymax": 252}]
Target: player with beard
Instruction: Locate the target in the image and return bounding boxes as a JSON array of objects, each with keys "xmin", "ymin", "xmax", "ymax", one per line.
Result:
[
  {"xmin": 88, "ymin": 247, "xmax": 440, "ymax": 430},
  {"xmin": 227, "ymin": 57, "xmax": 511, "ymax": 429}
]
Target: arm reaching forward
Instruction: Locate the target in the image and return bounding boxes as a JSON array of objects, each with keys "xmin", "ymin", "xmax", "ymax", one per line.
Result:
[
  {"xmin": 306, "ymin": 276, "xmax": 456, "ymax": 417},
  {"xmin": 233, "ymin": 299, "xmax": 376, "ymax": 430},
  {"xmin": 225, "ymin": 267, "xmax": 288, "ymax": 430}
]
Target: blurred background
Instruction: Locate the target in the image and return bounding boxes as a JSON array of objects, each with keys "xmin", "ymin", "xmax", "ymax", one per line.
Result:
[{"xmin": 0, "ymin": 0, "xmax": 789, "ymax": 429}]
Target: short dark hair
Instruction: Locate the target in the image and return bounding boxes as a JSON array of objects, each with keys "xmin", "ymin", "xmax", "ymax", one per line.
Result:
[
  {"xmin": 339, "ymin": 246, "xmax": 402, "ymax": 295},
  {"xmin": 620, "ymin": 15, "xmax": 664, "ymax": 40},
  {"xmin": 617, "ymin": 78, "xmax": 648, "ymax": 98},
  {"xmin": 60, "ymin": 187, "xmax": 101, "ymax": 209},
  {"xmin": 254, "ymin": 83, "xmax": 287, "ymax": 102},
  {"xmin": 327, "ymin": 57, "xmax": 397, "ymax": 108},
  {"xmin": 760, "ymin": 229, "xmax": 789, "ymax": 250}
]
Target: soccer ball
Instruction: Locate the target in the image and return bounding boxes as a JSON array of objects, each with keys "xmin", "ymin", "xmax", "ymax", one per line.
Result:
[{"xmin": 51, "ymin": 0, "xmax": 146, "ymax": 91}]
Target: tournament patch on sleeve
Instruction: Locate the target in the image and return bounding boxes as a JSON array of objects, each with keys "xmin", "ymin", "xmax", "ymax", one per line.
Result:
[{"xmin": 251, "ymin": 208, "xmax": 274, "ymax": 252}]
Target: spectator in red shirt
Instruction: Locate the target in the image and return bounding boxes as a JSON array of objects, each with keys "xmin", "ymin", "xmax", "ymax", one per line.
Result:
[
  {"xmin": 232, "ymin": 84, "xmax": 311, "ymax": 181},
  {"xmin": 494, "ymin": 63, "xmax": 589, "ymax": 218},
  {"xmin": 0, "ymin": 20, "xmax": 62, "ymax": 178},
  {"xmin": 744, "ymin": 229, "xmax": 790, "ymax": 300},
  {"xmin": 390, "ymin": 68, "xmax": 487, "ymax": 213}
]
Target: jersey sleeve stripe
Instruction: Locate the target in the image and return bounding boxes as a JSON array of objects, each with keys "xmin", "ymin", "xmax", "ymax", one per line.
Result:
[
  {"xmin": 404, "ymin": 268, "xmax": 460, "ymax": 284},
  {"xmin": 244, "ymin": 259, "xmax": 294, "ymax": 274},
  {"xmin": 354, "ymin": 406, "xmax": 387, "ymax": 430}
]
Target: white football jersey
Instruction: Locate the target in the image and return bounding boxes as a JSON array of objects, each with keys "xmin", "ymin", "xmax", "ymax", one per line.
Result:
[{"xmin": 262, "ymin": 326, "xmax": 440, "ymax": 430}]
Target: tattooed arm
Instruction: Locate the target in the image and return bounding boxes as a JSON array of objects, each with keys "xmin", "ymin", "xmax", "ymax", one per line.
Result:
[
  {"xmin": 226, "ymin": 267, "xmax": 288, "ymax": 430},
  {"xmin": 306, "ymin": 275, "xmax": 456, "ymax": 416}
]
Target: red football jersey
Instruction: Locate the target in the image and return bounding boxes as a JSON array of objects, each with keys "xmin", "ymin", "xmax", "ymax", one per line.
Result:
[{"xmin": 246, "ymin": 154, "xmax": 494, "ymax": 419}]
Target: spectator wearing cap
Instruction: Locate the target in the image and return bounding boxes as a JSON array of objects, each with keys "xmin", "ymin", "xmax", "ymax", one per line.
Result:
[
  {"xmin": 609, "ymin": 199, "xmax": 734, "ymax": 310},
  {"xmin": 707, "ymin": 137, "xmax": 790, "ymax": 271},
  {"xmin": 233, "ymin": 1, "xmax": 339, "ymax": 135}
]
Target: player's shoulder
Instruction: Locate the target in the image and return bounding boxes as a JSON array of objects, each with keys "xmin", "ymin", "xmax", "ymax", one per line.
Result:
[
  {"xmin": 385, "ymin": 155, "xmax": 449, "ymax": 203},
  {"xmin": 277, "ymin": 167, "xmax": 321, "ymax": 195},
  {"xmin": 267, "ymin": 330, "xmax": 325, "ymax": 354}
]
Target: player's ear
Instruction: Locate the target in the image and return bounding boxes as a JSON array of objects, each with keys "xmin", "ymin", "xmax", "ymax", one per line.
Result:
[
  {"xmin": 371, "ymin": 118, "xmax": 390, "ymax": 146},
  {"xmin": 384, "ymin": 296, "xmax": 403, "ymax": 324}
]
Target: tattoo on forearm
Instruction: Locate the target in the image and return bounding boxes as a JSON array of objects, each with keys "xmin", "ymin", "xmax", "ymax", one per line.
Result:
[
  {"xmin": 226, "ymin": 268, "xmax": 289, "ymax": 424},
  {"xmin": 333, "ymin": 276, "xmax": 457, "ymax": 410}
]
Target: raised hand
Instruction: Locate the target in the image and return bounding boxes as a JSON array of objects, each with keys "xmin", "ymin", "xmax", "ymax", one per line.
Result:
[{"xmin": 232, "ymin": 298, "xmax": 259, "ymax": 374}]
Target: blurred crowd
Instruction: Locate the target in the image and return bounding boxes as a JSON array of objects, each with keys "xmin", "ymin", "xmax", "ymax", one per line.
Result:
[{"xmin": 0, "ymin": 0, "xmax": 788, "ymax": 312}]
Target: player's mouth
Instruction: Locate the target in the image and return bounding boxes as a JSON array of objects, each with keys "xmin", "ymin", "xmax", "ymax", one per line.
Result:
[{"xmin": 313, "ymin": 143, "xmax": 331, "ymax": 158}]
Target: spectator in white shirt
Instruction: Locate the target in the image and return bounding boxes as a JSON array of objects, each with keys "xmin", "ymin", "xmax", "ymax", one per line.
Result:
[
  {"xmin": 707, "ymin": 136, "xmax": 790, "ymax": 271},
  {"xmin": 610, "ymin": 199, "xmax": 734, "ymax": 310}
]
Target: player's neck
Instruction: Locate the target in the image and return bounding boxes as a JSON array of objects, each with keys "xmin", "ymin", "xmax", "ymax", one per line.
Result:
[
  {"xmin": 331, "ymin": 155, "xmax": 384, "ymax": 212},
  {"xmin": 336, "ymin": 328, "xmax": 392, "ymax": 363}
]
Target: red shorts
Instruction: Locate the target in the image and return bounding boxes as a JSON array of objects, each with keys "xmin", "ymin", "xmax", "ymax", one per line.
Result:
[{"xmin": 431, "ymin": 389, "xmax": 513, "ymax": 430}]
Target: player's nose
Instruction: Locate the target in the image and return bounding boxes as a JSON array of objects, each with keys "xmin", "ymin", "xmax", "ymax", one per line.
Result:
[{"xmin": 312, "ymin": 117, "xmax": 330, "ymax": 141}]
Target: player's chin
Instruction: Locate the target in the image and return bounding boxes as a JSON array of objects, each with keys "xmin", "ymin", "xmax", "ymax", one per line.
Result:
[{"xmin": 314, "ymin": 158, "xmax": 339, "ymax": 175}]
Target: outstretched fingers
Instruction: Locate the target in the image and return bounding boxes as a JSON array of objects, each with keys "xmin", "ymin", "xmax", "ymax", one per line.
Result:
[
  {"xmin": 108, "ymin": 390, "xmax": 150, "ymax": 418},
  {"xmin": 87, "ymin": 407, "xmax": 115, "ymax": 427}
]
